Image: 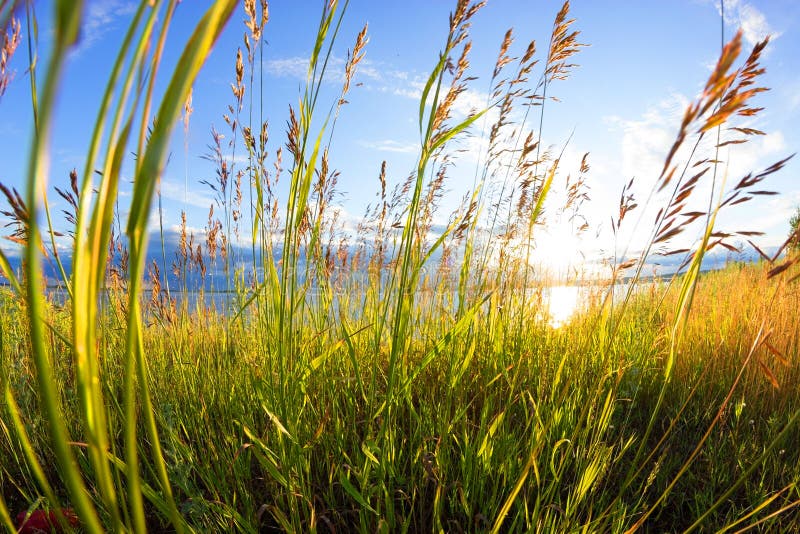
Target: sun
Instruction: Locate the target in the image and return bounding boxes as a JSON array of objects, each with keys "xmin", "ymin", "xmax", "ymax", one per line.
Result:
[{"xmin": 527, "ymin": 221, "xmax": 588, "ymax": 281}]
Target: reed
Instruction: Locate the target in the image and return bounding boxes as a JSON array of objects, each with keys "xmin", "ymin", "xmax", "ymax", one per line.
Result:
[{"xmin": 0, "ymin": 1, "xmax": 798, "ymax": 532}]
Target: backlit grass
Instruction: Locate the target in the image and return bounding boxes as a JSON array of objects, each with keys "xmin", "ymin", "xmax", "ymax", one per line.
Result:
[{"xmin": 0, "ymin": 1, "xmax": 799, "ymax": 532}]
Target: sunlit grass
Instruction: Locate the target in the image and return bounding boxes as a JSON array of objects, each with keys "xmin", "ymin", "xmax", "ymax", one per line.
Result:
[{"xmin": 0, "ymin": 1, "xmax": 799, "ymax": 532}]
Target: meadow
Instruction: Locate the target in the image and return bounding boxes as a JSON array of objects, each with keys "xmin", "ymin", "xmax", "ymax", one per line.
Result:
[{"xmin": 1, "ymin": 1, "xmax": 799, "ymax": 532}]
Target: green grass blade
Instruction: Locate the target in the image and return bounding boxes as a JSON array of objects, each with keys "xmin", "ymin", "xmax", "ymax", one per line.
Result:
[
  {"xmin": 3, "ymin": 387, "xmax": 63, "ymax": 526},
  {"xmin": 0, "ymin": 247, "xmax": 22, "ymax": 295},
  {"xmin": 21, "ymin": 0, "xmax": 104, "ymax": 530},
  {"xmin": 121, "ymin": 3, "xmax": 236, "ymax": 531}
]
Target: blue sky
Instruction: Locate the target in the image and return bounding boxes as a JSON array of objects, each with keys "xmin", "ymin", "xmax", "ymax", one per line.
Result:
[{"xmin": 0, "ymin": 0, "xmax": 798, "ymax": 273}]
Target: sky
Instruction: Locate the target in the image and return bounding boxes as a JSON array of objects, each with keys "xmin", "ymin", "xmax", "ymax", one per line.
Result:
[{"xmin": 0, "ymin": 0, "xmax": 798, "ymax": 278}]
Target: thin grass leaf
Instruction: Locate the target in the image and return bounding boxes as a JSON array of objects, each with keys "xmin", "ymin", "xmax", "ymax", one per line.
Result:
[{"xmin": 339, "ymin": 470, "xmax": 379, "ymax": 515}]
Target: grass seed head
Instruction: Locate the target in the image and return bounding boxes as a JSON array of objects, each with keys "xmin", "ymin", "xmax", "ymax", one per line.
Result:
[{"xmin": 0, "ymin": 15, "xmax": 21, "ymax": 99}]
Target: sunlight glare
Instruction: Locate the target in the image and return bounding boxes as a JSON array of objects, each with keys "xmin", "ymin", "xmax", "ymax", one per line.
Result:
[
  {"xmin": 530, "ymin": 222, "xmax": 586, "ymax": 279},
  {"xmin": 546, "ymin": 285, "xmax": 581, "ymax": 328}
]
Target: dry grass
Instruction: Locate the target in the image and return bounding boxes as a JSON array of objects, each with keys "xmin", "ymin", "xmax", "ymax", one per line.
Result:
[{"xmin": 0, "ymin": 1, "xmax": 799, "ymax": 532}]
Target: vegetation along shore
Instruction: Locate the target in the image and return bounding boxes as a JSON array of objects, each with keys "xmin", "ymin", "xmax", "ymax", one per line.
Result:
[{"xmin": 1, "ymin": 0, "xmax": 799, "ymax": 532}]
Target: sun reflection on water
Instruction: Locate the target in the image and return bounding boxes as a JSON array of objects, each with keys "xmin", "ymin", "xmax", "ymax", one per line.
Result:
[{"xmin": 545, "ymin": 285, "xmax": 582, "ymax": 328}]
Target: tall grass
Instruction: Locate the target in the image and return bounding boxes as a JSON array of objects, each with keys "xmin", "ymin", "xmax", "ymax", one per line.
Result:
[{"xmin": 1, "ymin": 0, "xmax": 799, "ymax": 532}]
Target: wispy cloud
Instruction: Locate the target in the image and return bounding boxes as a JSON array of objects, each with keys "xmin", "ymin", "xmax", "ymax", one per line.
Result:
[
  {"xmin": 159, "ymin": 179, "xmax": 215, "ymax": 210},
  {"xmin": 264, "ymin": 52, "xmax": 494, "ymax": 111},
  {"xmin": 264, "ymin": 54, "xmax": 428, "ymax": 100},
  {"xmin": 358, "ymin": 139, "xmax": 418, "ymax": 154},
  {"xmin": 265, "ymin": 55, "xmax": 384, "ymax": 85},
  {"xmin": 605, "ymin": 93, "xmax": 689, "ymax": 185},
  {"xmin": 738, "ymin": 190, "xmax": 800, "ymax": 247},
  {"xmin": 383, "ymin": 79, "xmax": 425, "ymax": 100},
  {"xmin": 75, "ymin": 0, "xmax": 138, "ymax": 53},
  {"xmin": 603, "ymin": 91, "xmax": 789, "ymax": 253},
  {"xmin": 450, "ymin": 88, "xmax": 489, "ymax": 118},
  {"xmin": 54, "ymin": 147, "xmax": 86, "ymax": 168},
  {"xmin": 265, "ymin": 56, "xmax": 314, "ymax": 81},
  {"xmin": 713, "ymin": 0, "xmax": 780, "ymax": 48},
  {"xmin": 0, "ymin": 120, "xmax": 23, "ymax": 137}
]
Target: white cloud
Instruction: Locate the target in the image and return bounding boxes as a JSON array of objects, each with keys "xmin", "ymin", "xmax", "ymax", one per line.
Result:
[
  {"xmin": 263, "ymin": 53, "xmax": 493, "ymax": 116},
  {"xmin": 330, "ymin": 205, "xmax": 360, "ymax": 235},
  {"xmin": 388, "ymin": 83, "xmax": 423, "ymax": 100},
  {"xmin": 606, "ymin": 93, "xmax": 689, "ymax": 184},
  {"xmin": 739, "ymin": 190, "xmax": 800, "ymax": 247},
  {"xmin": 226, "ymin": 153, "xmax": 252, "ymax": 165},
  {"xmin": 722, "ymin": 130, "xmax": 786, "ymax": 178},
  {"xmin": 158, "ymin": 179, "xmax": 215, "ymax": 210},
  {"xmin": 264, "ymin": 55, "xmax": 384, "ymax": 85},
  {"xmin": 602, "ymin": 91, "xmax": 790, "ymax": 256},
  {"xmin": 265, "ymin": 57, "xmax": 315, "ymax": 81},
  {"xmin": 76, "ymin": 0, "xmax": 138, "ymax": 53},
  {"xmin": 358, "ymin": 139, "xmax": 418, "ymax": 154},
  {"xmin": 714, "ymin": 0, "xmax": 780, "ymax": 48},
  {"xmin": 451, "ymin": 88, "xmax": 489, "ymax": 118},
  {"xmin": 358, "ymin": 63, "xmax": 383, "ymax": 81},
  {"xmin": 167, "ymin": 222, "xmax": 206, "ymax": 238}
]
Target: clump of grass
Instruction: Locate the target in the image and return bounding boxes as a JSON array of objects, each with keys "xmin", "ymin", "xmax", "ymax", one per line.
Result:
[{"xmin": 1, "ymin": 1, "xmax": 798, "ymax": 533}]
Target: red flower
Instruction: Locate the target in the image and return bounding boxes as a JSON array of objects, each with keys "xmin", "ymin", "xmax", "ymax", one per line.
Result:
[{"xmin": 15, "ymin": 509, "xmax": 79, "ymax": 533}]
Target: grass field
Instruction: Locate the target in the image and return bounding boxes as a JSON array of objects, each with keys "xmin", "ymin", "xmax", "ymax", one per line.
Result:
[{"xmin": 1, "ymin": 1, "xmax": 799, "ymax": 532}]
